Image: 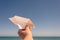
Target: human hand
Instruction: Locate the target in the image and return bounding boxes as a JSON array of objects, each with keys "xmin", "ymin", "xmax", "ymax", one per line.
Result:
[{"xmin": 18, "ymin": 25, "xmax": 33, "ymax": 40}]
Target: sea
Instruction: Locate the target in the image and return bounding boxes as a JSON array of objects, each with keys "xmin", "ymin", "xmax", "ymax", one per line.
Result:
[{"xmin": 0, "ymin": 36, "xmax": 60, "ymax": 40}]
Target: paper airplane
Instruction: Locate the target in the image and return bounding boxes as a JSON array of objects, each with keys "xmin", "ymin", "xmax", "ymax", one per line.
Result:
[{"xmin": 9, "ymin": 16, "xmax": 35, "ymax": 29}]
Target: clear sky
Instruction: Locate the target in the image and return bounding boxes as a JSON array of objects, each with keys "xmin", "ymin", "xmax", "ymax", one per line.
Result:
[{"xmin": 0, "ymin": 0, "xmax": 60, "ymax": 36}]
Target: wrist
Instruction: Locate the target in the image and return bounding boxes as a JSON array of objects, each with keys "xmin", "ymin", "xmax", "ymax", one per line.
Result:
[{"xmin": 23, "ymin": 35, "xmax": 33, "ymax": 40}]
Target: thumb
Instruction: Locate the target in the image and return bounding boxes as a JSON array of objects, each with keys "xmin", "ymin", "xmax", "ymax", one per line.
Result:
[
  {"xmin": 25, "ymin": 26, "xmax": 30, "ymax": 31},
  {"xmin": 25, "ymin": 26, "xmax": 31, "ymax": 34}
]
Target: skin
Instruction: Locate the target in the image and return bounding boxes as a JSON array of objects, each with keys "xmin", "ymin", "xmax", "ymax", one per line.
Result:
[{"xmin": 18, "ymin": 25, "xmax": 33, "ymax": 40}]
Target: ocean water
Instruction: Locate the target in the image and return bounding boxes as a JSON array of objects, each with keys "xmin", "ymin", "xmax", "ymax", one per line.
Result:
[{"xmin": 0, "ymin": 37, "xmax": 60, "ymax": 40}]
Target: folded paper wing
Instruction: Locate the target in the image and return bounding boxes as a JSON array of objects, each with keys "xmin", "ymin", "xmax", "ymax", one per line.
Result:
[{"xmin": 9, "ymin": 16, "xmax": 35, "ymax": 29}]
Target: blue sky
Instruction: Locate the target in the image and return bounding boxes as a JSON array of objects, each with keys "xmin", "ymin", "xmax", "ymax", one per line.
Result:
[{"xmin": 0, "ymin": 0, "xmax": 60, "ymax": 36}]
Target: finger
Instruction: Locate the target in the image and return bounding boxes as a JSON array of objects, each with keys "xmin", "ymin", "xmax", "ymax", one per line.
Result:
[
  {"xmin": 18, "ymin": 29, "xmax": 25, "ymax": 39},
  {"xmin": 25, "ymin": 25, "xmax": 32, "ymax": 31},
  {"xmin": 18, "ymin": 29, "xmax": 25, "ymax": 35},
  {"xmin": 25, "ymin": 26, "xmax": 32, "ymax": 34},
  {"xmin": 18, "ymin": 29, "xmax": 22, "ymax": 36},
  {"xmin": 18, "ymin": 29, "xmax": 22, "ymax": 32},
  {"xmin": 29, "ymin": 27, "xmax": 33, "ymax": 31},
  {"xmin": 25, "ymin": 26, "xmax": 30, "ymax": 30}
]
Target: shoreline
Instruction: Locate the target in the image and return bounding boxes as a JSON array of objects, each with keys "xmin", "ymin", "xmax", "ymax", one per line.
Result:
[{"xmin": 0, "ymin": 36, "xmax": 60, "ymax": 38}]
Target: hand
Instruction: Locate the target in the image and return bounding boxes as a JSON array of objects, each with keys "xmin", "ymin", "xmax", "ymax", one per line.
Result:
[{"xmin": 18, "ymin": 25, "xmax": 33, "ymax": 40}]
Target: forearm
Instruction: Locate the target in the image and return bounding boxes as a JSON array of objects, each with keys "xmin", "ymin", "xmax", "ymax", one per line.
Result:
[{"xmin": 23, "ymin": 35, "xmax": 33, "ymax": 40}]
